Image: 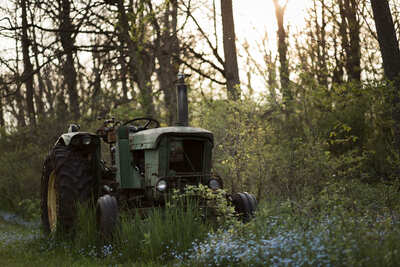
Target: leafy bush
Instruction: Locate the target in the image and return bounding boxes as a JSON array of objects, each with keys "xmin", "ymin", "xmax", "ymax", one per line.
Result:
[
  {"xmin": 191, "ymin": 79, "xmax": 400, "ymax": 201},
  {"xmin": 0, "ymin": 130, "xmax": 44, "ymax": 216},
  {"xmin": 193, "ymin": 97, "xmax": 334, "ymax": 199}
]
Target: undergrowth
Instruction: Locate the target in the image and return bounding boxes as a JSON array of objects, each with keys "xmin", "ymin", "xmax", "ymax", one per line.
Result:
[
  {"xmin": 1, "ymin": 181, "xmax": 400, "ymax": 266},
  {"xmin": 180, "ymin": 180, "xmax": 400, "ymax": 267}
]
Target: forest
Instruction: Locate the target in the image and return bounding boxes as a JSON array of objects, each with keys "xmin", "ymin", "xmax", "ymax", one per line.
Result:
[{"xmin": 1, "ymin": 0, "xmax": 400, "ymax": 266}]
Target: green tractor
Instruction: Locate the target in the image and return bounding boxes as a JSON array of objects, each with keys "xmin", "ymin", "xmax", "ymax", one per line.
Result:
[{"xmin": 40, "ymin": 74, "xmax": 257, "ymax": 237}]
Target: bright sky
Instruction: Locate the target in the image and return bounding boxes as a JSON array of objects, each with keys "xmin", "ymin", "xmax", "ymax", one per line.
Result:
[
  {"xmin": 234, "ymin": 0, "xmax": 309, "ymax": 46},
  {"xmin": 211, "ymin": 0, "xmax": 311, "ymax": 96}
]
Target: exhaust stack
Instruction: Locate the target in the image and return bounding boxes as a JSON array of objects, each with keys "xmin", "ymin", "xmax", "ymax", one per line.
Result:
[{"xmin": 176, "ymin": 73, "xmax": 189, "ymax": 126}]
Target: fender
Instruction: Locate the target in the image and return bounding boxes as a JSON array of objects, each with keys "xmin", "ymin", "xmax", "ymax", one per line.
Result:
[{"xmin": 55, "ymin": 132, "xmax": 94, "ymax": 146}]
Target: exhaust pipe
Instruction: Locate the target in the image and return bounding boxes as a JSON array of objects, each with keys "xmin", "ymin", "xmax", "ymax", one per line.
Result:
[{"xmin": 176, "ymin": 73, "xmax": 189, "ymax": 126}]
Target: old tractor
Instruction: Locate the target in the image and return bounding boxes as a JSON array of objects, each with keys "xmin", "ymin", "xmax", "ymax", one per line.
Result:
[{"xmin": 40, "ymin": 74, "xmax": 257, "ymax": 237}]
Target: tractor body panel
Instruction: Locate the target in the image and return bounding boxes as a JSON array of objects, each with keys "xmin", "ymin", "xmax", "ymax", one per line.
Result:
[
  {"xmin": 129, "ymin": 126, "xmax": 213, "ymax": 150},
  {"xmin": 115, "ymin": 126, "xmax": 214, "ymax": 194},
  {"xmin": 115, "ymin": 138, "xmax": 141, "ymax": 188}
]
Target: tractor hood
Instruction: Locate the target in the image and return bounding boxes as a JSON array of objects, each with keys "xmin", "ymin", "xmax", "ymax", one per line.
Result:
[{"xmin": 129, "ymin": 126, "xmax": 213, "ymax": 150}]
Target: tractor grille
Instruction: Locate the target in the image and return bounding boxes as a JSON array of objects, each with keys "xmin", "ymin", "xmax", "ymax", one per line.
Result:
[{"xmin": 169, "ymin": 139, "xmax": 204, "ymax": 173}]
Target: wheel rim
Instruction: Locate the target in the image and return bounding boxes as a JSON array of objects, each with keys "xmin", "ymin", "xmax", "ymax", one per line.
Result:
[{"xmin": 47, "ymin": 170, "xmax": 57, "ymax": 233}]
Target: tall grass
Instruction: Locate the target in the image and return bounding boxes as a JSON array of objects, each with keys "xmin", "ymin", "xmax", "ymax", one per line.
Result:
[
  {"xmin": 116, "ymin": 201, "xmax": 210, "ymax": 262},
  {"xmin": 74, "ymin": 202, "xmax": 98, "ymax": 249},
  {"xmin": 54, "ymin": 199, "xmax": 212, "ymax": 264}
]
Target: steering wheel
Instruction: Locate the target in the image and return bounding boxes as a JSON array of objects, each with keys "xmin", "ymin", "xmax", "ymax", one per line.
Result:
[{"xmin": 122, "ymin": 117, "xmax": 160, "ymax": 130}]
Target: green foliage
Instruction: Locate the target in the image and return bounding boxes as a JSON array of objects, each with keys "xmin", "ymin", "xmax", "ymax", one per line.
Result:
[
  {"xmin": 0, "ymin": 129, "xmax": 44, "ymax": 216},
  {"xmin": 171, "ymin": 184, "xmax": 237, "ymax": 228},
  {"xmin": 191, "ymin": 77, "xmax": 400, "ymax": 200},
  {"xmin": 193, "ymin": 97, "xmax": 334, "ymax": 199},
  {"xmin": 194, "ymin": 98, "xmax": 270, "ymax": 195}
]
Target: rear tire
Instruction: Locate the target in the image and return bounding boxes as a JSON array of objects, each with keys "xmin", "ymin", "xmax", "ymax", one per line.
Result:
[{"xmin": 40, "ymin": 145, "xmax": 96, "ymax": 236}]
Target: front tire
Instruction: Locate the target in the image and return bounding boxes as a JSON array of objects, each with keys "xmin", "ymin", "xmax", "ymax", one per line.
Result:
[
  {"xmin": 231, "ymin": 192, "xmax": 257, "ymax": 222},
  {"xmin": 40, "ymin": 145, "xmax": 96, "ymax": 236},
  {"xmin": 97, "ymin": 194, "xmax": 119, "ymax": 241}
]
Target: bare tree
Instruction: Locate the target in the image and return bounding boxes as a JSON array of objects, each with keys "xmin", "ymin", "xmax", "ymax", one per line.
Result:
[
  {"xmin": 221, "ymin": 0, "xmax": 240, "ymax": 100},
  {"xmin": 59, "ymin": 0, "xmax": 80, "ymax": 120},
  {"xmin": 21, "ymin": 0, "xmax": 36, "ymax": 126},
  {"xmin": 116, "ymin": 0, "xmax": 156, "ymax": 117},
  {"xmin": 313, "ymin": 0, "xmax": 328, "ymax": 86},
  {"xmin": 151, "ymin": 0, "xmax": 180, "ymax": 124},
  {"xmin": 29, "ymin": 16, "xmax": 46, "ymax": 118},
  {"xmin": 338, "ymin": 0, "xmax": 361, "ymax": 82},
  {"xmin": 0, "ymin": 77, "xmax": 4, "ymax": 127},
  {"xmin": 179, "ymin": 0, "xmax": 245, "ymax": 100},
  {"xmin": 272, "ymin": 0, "xmax": 291, "ymax": 102}
]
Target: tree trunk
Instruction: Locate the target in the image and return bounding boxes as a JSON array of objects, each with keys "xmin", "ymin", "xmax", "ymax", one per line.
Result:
[
  {"xmin": 347, "ymin": 0, "xmax": 361, "ymax": 82},
  {"xmin": 15, "ymin": 88, "xmax": 26, "ymax": 127},
  {"xmin": 59, "ymin": 0, "xmax": 80, "ymax": 120},
  {"xmin": 157, "ymin": 0, "xmax": 179, "ymax": 125},
  {"xmin": 370, "ymin": 0, "xmax": 400, "ymax": 81},
  {"xmin": 332, "ymin": 22, "xmax": 344, "ymax": 84},
  {"xmin": 91, "ymin": 51, "xmax": 102, "ymax": 118},
  {"xmin": 265, "ymin": 50, "xmax": 277, "ymax": 104},
  {"xmin": 371, "ymin": 0, "xmax": 400, "ymax": 172},
  {"xmin": 339, "ymin": 0, "xmax": 361, "ymax": 82},
  {"xmin": 43, "ymin": 67, "xmax": 56, "ymax": 114},
  {"xmin": 0, "ymin": 78, "xmax": 5, "ymax": 128},
  {"xmin": 30, "ymin": 23, "xmax": 45, "ymax": 118},
  {"xmin": 21, "ymin": 0, "xmax": 36, "ymax": 126},
  {"xmin": 221, "ymin": 0, "xmax": 240, "ymax": 100},
  {"xmin": 0, "ymin": 96, "xmax": 3, "ymax": 128},
  {"xmin": 315, "ymin": 0, "xmax": 328, "ymax": 86},
  {"xmin": 118, "ymin": 48, "xmax": 129, "ymax": 101},
  {"xmin": 27, "ymin": 3, "xmax": 45, "ymax": 118},
  {"xmin": 272, "ymin": 0, "xmax": 291, "ymax": 102},
  {"xmin": 117, "ymin": 0, "xmax": 155, "ymax": 117},
  {"xmin": 135, "ymin": 59, "xmax": 156, "ymax": 117}
]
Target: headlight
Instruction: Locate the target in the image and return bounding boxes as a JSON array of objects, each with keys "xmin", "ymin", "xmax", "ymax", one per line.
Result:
[
  {"xmin": 71, "ymin": 135, "xmax": 92, "ymax": 146},
  {"xmin": 208, "ymin": 179, "xmax": 221, "ymax": 190},
  {"xmin": 82, "ymin": 135, "xmax": 92, "ymax": 145},
  {"xmin": 156, "ymin": 179, "xmax": 167, "ymax": 192}
]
